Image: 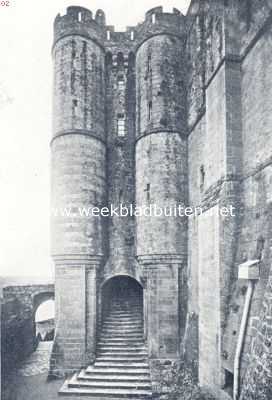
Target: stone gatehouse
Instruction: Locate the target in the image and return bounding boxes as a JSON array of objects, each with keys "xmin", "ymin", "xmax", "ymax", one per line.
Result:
[{"xmin": 50, "ymin": 1, "xmax": 272, "ymax": 399}]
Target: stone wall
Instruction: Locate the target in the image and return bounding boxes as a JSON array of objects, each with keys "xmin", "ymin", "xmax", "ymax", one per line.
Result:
[
  {"xmin": 240, "ymin": 268, "xmax": 272, "ymax": 400},
  {"xmin": 221, "ymin": 4, "xmax": 272, "ymax": 398},
  {"xmin": 1, "ymin": 284, "xmax": 54, "ymax": 374},
  {"xmin": 186, "ymin": 1, "xmax": 272, "ymax": 398},
  {"xmin": 104, "ymin": 49, "xmax": 137, "ymax": 280}
]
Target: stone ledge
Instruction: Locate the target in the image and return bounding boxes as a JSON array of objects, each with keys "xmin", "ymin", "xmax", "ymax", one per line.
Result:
[
  {"xmin": 137, "ymin": 254, "xmax": 186, "ymax": 265},
  {"xmin": 52, "ymin": 254, "xmax": 104, "ymax": 266}
]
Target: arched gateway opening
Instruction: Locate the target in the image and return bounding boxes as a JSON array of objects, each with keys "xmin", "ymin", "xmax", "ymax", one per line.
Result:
[
  {"xmin": 101, "ymin": 275, "xmax": 143, "ymax": 321},
  {"xmin": 98, "ymin": 276, "xmax": 146, "ymax": 363}
]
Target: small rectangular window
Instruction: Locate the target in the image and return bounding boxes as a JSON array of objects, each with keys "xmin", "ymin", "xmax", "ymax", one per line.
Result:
[
  {"xmin": 73, "ymin": 99, "xmax": 78, "ymax": 116},
  {"xmin": 78, "ymin": 12, "xmax": 82, "ymax": 22},
  {"xmin": 152, "ymin": 14, "xmax": 156, "ymax": 24},
  {"xmin": 107, "ymin": 30, "xmax": 111, "ymax": 40},
  {"xmin": 130, "ymin": 31, "xmax": 134, "ymax": 41},
  {"xmin": 148, "ymin": 101, "xmax": 152, "ymax": 121},
  {"xmin": 117, "ymin": 114, "xmax": 125, "ymax": 136},
  {"xmin": 145, "ymin": 183, "xmax": 150, "ymax": 201},
  {"xmin": 147, "ymin": 55, "xmax": 151, "ymax": 73},
  {"xmin": 117, "ymin": 76, "xmax": 125, "ymax": 91}
]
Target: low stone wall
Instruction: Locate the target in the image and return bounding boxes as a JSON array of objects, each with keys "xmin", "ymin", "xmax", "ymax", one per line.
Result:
[
  {"xmin": 240, "ymin": 271, "xmax": 272, "ymax": 400},
  {"xmin": 150, "ymin": 359, "xmax": 215, "ymax": 400}
]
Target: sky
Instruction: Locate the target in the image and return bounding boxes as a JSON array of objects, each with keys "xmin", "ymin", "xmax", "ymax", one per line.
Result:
[
  {"xmin": 36, "ymin": 299, "xmax": 55, "ymax": 321},
  {"xmin": 0, "ymin": 0, "xmax": 191, "ymax": 279}
]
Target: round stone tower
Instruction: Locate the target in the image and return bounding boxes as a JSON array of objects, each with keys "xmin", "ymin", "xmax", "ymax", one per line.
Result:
[
  {"xmin": 135, "ymin": 7, "xmax": 187, "ymax": 362},
  {"xmin": 51, "ymin": 6, "xmax": 107, "ymax": 374}
]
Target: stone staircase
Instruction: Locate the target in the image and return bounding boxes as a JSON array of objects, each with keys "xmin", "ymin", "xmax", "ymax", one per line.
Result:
[{"xmin": 59, "ymin": 297, "xmax": 152, "ymax": 398}]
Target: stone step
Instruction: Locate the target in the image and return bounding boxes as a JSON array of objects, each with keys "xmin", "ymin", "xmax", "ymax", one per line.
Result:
[
  {"xmin": 103, "ymin": 314, "xmax": 143, "ymax": 322},
  {"xmin": 97, "ymin": 354, "xmax": 148, "ymax": 360},
  {"xmin": 98, "ymin": 348, "xmax": 148, "ymax": 357},
  {"xmin": 96, "ymin": 356, "xmax": 148, "ymax": 365},
  {"xmin": 78, "ymin": 370, "xmax": 150, "ymax": 382},
  {"xmin": 98, "ymin": 339, "xmax": 145, "ymax": 344},
  {"xmin": 105, "ymin": 312, "xmax": 142, "ymax": 316},
  {"xmin": 97, "ymin": 347, "xmax": 147, "ymax": 357},
  {"xmin": 94, "ymin": 362, "xmax": 149, "ymax": 368},
  {"xmin": 101, "ymin": 328, "xmax": 143, "ymax": 333},
  {"xmin": 103, "ymin": 319, "xmax": 142, "ymax": 324},
  {"xmin": 107, "ymin": 304, "xmax": 143, "ymax": 314},
  {"xmin": 109, "ymin": 304, "xmax": 142, "ymax": 310},
  {"xmin": 103, "ymin": 321, "xmax": 142, "ymax": 326},
  {"xmin": 103, "ymin": 318, "xmax": 142, "ymax": 323},
  {"xmin": 59, "ymin": 380, "xmax": 152, "ymax": 398},
  {"xmin": 100, "ymin": 333, "xmax": 143, "ymax": 338},
  {"xmin": 102, "ymin": 326, "xmax": 143, "ymax": 331},
  {"xmin": 98, "ymin": 341, "xmax": 144, "ymax": 345},
  {"xmin": 104, "ymin": 315, "xmax": 142, "ymax": 320},
  {"xmin": 58, "ymin": 295, "xmax": 150, "ymax": 398},
  {"xmin": 109, "ymin": 308, "xmax": 142, "ymax": 313},
  {"xmin": 68, "ymin": 374, "xmax": 152, "ymax": 390},
  {"xmin": 103, "ymin": 323, "xmax": 143, "ymax": 328},
  {"xmin": 97, "ymin": 344, "xmax": 145, "ymax": 349},
  {"xmin": 100, "ymin": 339, "xmax": 143, "ymax": 344},
  {"xmin": 102, "ymin": 321, "xmax": 142, "ymax": 326},
  {"xmin": 110, "ymin": 310, "xmax": 142, "ymax": 312},
  {"xmin": 98, "ymin": 349, "xmax": 146, "ymax": 354},
  {"xmin": 99, "ymin": 333, "xmax": 143, "ymax": 338},
  {"xmin": 86, "ymin": 366, "xmax": 150, "ymax": 375},
  {"xmin": 97, "ymin": 347, "xmax": 146, "ymax": 353},
  {"xmin": 98, "ymin": 342, "xmax": 145, "ymax": 346},
  {"xmin": 106, "ymin": 311, "xmax": 142, "ymax": 316}
]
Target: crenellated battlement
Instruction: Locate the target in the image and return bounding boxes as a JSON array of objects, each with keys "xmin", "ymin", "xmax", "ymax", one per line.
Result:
[
  {"xmin": 53, "ymin": 6, "xmax": 107, "ymax": 49},
  {"xmin": 145, "ymin": 6, "xmax": 182, "ymax": 20},
  {"xmin": 53, "ymin": 5, "xmax": 186, "ymax": 53},
  {"xmin": 54, "ymin": 7, "xmax": 93, "ymax": 27},
  {"xmin": 134, "ymin": 7, "xmax": 185, "ymax": 50}
]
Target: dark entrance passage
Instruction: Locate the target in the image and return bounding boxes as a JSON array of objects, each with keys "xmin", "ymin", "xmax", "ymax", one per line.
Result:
[
  {"xmin": 101, "ymin": 275, "xmax": 143, "ymax": 319},
  {"xmin": 81, "ymin": 275, "xmax": 152, "ymax": 396},
  {"xmin": 58, "ymin": 277, "xmax": 151, "ymax": 395}
]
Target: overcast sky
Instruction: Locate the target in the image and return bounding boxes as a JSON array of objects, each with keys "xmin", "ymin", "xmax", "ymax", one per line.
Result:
[{"xmin": 0, "ymin": 0, "xmax": 190, "ymax": 279}]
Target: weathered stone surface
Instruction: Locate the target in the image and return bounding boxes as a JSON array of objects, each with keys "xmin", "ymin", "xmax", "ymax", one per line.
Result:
[
  {"xmin": 1, "ymin": 285, "xmax": 54, "ymax": 374},
  {"xmin": 48, "ymin": 2, "xmax": 272, "ymax": 399}
]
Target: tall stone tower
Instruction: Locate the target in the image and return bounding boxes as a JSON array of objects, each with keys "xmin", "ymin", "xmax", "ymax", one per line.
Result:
[
  {"xmin": 50, "ymin": 5, "xmax": 187, "ymax": 389},
  {"xmin": 51, "ymin": 6, "xmax": 107, "ymax": 372},
  {"xmin": 135, "ymin": 7, "xmax": 187, "ymax": 363}
]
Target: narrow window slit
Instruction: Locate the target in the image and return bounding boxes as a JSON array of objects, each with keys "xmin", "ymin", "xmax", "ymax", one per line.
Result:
[
  {"xmin": 148, "ymin": 101, "xmax": 152, "ymax": 121},
  {"xmin": 117, "ymin": 114, "xmax": 125, "ymax": 136},
  {"xmin": 144, "ymin": 183, "xmax": 151, "ymax": 202}
]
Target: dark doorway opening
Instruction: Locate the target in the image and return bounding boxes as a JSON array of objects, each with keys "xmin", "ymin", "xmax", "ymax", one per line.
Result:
[{"xmin": 101, "ymin": 275, "xmax": 143, "ymax": 320}]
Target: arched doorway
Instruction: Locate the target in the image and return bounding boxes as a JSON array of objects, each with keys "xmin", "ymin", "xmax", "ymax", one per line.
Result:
[
  {"xmin": 14, "ymin": 297, "xmax": 55, "ymax": 378},
  {"xmin": 101, "ymin": 275, "xmax": 143, "ymax": 321},
  {"xmin": 96, "ymin": 275, "xmax": 147, "ymax": 374},
  {"xmin": 33, "ymin": 292, "xmax": 55, "ymax": 347},
  {"xmin": 35, "ymin": 299, "xmax": 55, "ymax": 342}
]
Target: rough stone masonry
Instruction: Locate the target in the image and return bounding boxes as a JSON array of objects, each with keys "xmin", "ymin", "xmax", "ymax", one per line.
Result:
[{"xmin": 50, "ymin": 1, "xmax": 272, "ymax": 398}]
